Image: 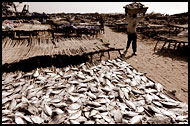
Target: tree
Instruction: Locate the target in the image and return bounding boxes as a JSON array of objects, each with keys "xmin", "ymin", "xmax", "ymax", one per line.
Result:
[{"xmin": 2, "ymin": 2, "xmax": 22, "ymax": 16}]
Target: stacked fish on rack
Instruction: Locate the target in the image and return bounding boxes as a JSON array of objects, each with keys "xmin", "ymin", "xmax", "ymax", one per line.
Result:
[
  {"xmin": 2, "ymin": 58, "xmax": 188, "ymax": 124},
  {"xmin": 123, "ymin": 2, "xmax": 148, "ymax": 15},
  {"xmin": 124, "ymin": 2, "xmax": 145, "ymax": 9}
]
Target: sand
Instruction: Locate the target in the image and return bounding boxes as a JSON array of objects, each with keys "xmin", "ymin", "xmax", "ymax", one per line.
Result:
[{"xmin": 98, "ymin": 26, "xmax": 188, "ymax": 104}]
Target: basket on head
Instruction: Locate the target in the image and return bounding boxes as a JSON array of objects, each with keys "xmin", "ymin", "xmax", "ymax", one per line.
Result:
[{"xmin": 123, "ymin": 2, "xmax": 148, "ymax": 15}]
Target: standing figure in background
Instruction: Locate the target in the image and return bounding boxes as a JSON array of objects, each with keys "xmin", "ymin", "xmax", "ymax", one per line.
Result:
[
  {"xmin": 122, "ymin": 13, "xmax": 145, "ymax": 57},
  {"xmin": 99, "ymin": 16, "xmax": 105, "ymax": 34}
]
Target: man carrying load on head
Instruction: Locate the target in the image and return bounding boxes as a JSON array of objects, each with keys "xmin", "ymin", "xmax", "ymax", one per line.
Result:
[{"xmin": 122, "ymin": 12, "xmax": 145, "ymax": 57}]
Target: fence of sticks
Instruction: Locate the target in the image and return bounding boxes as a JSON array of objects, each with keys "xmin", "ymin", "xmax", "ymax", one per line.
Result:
[{"xmin": 2, "ymin": 36, "xmax": 123, "ymax": 66}]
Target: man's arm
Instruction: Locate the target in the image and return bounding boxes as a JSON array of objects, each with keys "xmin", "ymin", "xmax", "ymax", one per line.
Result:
[
  {"xmin": 125, "ymin": 14, "xmax": 131, "ymax": 22},
  {"xmin": 136, "ymin": 13, "xmax": 145, "ymax": 22}
]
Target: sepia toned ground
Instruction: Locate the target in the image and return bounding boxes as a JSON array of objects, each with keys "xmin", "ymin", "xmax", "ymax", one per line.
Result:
[{"xmin": 97, "ymin": 26, "xmax": 188, "ymax": 104}]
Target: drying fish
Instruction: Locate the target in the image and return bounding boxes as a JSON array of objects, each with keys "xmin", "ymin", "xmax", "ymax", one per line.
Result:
[
  {"xmin": 67, "ymin": 85, "xmax": 75, "ymax": 94},
  {"xmin": 122, "ymin": 118, "xmax": 129, "ymax": 124},
  {"xmin": 33, "ymin": 69, "xmax": 39, "ymax": 78},
  {"xmin": 22, "ymin": 116, "xmax": 33, "ymax": 123},
  {"xmin": 89, "ymin": 86, "xmax": 98, "ymax": 93},
  {"xmin": 68, "ymin": 80, "xmax": 79, "ymax": 85},
  {"xmin": 69, "ymin": 103, "xmax": 81, "ymax": 110},
  {"xmin": 90, "ymin": 110, "xmax": 98, "ymax": 117},
  {"xmin": 31, "ymin": 115, "xmax": 44, "ymax": 124},
  {"xmin": 130, "ymin": 79, "xmax": 137, "ymax": 87},
  {"xmin": 145, "ymin": 81, "xmax": 155, "ymax": 87},
  {"xmin": 101, "ymin": 86, "xmax": 112, "ymax": 92},
  {"xmin": 112, "ymin": 79, "xmax": 119, "ymax": 83},
  {"xmin": 63, "ymin": 74, "xmax": 72, "ymax": 79},
  {"xmin": 2, "ymin": 58, "xmax": 188, "ymax": 124},
  {"xmin": 15, "ymin": 116, "xmax": 25, "ymax": 124},
  {"xmin": 77, "ymin": 72, "xmax": 86, "ymax": 79},
  {"xmin": 144, "ymin": 88, "xmax": 157, "ymax": 94},
  {"xmin": 87, "ymin": 101, "xmax": 101, "ymax": 107},
  {"xmin": 175, "ymin": 115, "xmax": 188, "ymax": 122},
  {"xmin": 121, "ymin": 110, "xmax": 139, "ymax": 117},
  {"xmin": 150, "ymin": 93, "xmax": 161, "ymax": 101},
  {"xmin": 9, "ymin": 98, "xmax": 17, "ymax": 111},
  {"xmin": 126, "ymin": 67, "xmax": 133, "ymax": 74},
  {"xmin": 134, "ymin": 75, "xmax": 141, "ymax": 84},
  {"xmin": 75, "ymin": 116, "xmax": 87, "ymax": 123},
  {"xmin": 121, "ymin": 88, "xmax": 129, "ymax": 100},
  {"xmin": 129, "ymin": 115, "xmax": 144, "ymax": 124},
  {"xmin": 44, "ymin": 103, "xmax": 53, "ymax": 116},
  {"xmin": 50, "ymin": 98, "xmax": 61, "ymax": 103},
  {"xmin": 105, "ymin": 79, "xmax": 115, "ymax": 88},
  {"xmin": 87, "ymin": 91, "xmax": 97, "ymax": 99},
  {"xmin": 94, "ymin": 114, "xmax": 102, "ymax": 119},
  {"xmin": 104, "ymin": 72, "xmax": 112, "ymax": 80},
  {"xmin": 69, "ymin": 95, "xmax": 80, "ymax": 103},
  {"xmin": 114, "ymin": 110, "xmax": 123, "ymax": 123},
  {"xmin": 54, "ymin": 108, "xmax": 64, "ymax": 115},
  {"xmin": 132, "ymin": 89, "xmax": 144, "ymax": 95},
  {"xmin": 119, "ymin": 89, "xmax": 125, "ymax": 100},
  {"xmin": 95, "ymin": 98, "xmax": 108, "ymax": 104},
  {"xmin": 23, "ymin": 72, "xmax": 33, "ymax": 77},
  {"xmin": 69, "ymin": 110, "xmax": 82, "ymax": 120},
  {"xmin": 2, "ymin": 110, "xmax": 11, "ymax": 115},
  {"xmin": 141, "ymin": 76, "xmax": 148, "ymax": 82},
  {"xmin": 137, "ymin": 106, "xmax": 144, "ymax": 113},
  {"xmin": 67, "ymin": 109, "xmax": 78, "ymax": 114},
  {"xmin": 155, "ymin": 83, "xmax": 163, "ymax": 92},
  {"xmin": 152, "ymin": 101, "xmax": 163, "ymax": 107},
  {"xmin": 70, "ymin": 119, "xmax": 80, "ymax": 124},
  {"xmin": 160, "ymin": 101, "xmax": 179, "ymax": 108},
  {"xmin": 145, "ymin": 94, "xmax": 153, "ymax": 104},
  {"xmin": 84, "ymin": 111, "xmax": 90, "ymax": 118},
  {"xmin": 117, "ymin": 102, "xmax": 128, "ymax": 111},
  {"xmin": 77, "ymin": 88, "xmax": 88, "ymax": 93},
  {"xmin": 84, "ymin": 120, "xmax": 95, "ymax": 124},
  {"xmin": 101, "ymin": 114, "xmax": 112, "ymax": 122},
  {"xmin": 125, "ymin": 100, "xmax": 136, "ymax": 111},
  {"xmin": 82, "ymin": 76, "xmax": 94, "ymax": 83},
  {"xmin": 147, "ymin": 105, "xmax": 162, "ymax": 114}
]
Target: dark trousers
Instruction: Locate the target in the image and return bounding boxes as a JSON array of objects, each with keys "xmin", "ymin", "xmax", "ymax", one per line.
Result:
[{"xmin": 126, "ymin": 33, "xmax": 137, "ymax": 53}]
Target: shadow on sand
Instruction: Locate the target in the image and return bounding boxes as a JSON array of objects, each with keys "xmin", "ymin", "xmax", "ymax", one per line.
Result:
[
  {"xmin": 2, "ymin": 55, "xmax": 89, "ymax": 73},
  {"xmin": 153, "ymin": 48, "xmax": 188, "ymax": 62},
  {"xmin": 121, "ymin": 53, "xmax": 136, "ymax": 60}
]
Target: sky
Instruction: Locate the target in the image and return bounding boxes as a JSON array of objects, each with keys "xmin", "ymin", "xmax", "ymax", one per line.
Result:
[{"xmin": 14, "ymin": 2, "xmax": 188, "ymax": 15}]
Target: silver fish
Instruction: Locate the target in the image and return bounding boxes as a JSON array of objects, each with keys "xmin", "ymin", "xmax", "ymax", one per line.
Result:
[
  {"xmin": 70, "ymin": 119, "xmax": 80, "ymax": 124},
  {"xmin": 154, "ymin": 83, "xmax": 163, "ymax": 92},
  {"xmin": 31, "ymin": 115, "xmax": 44, "ymax": 124},
  {"xmin": 121, "ymin": 110, "xmax": 139, "ymax": 117},
  {"xmin": 15, "ymin": 116, "xmax": 26, "ymax": 124},
  {"xmin": 9, "ymin": 98, "xmax": 17, "ymax": 111},
  {"xmin": 44, "ymin": 103, "xmax": 53, "ymax": 116},
  {"xmin": 69, "ymin": 103, "xmax": 81, "ymax": 110},
  {"xmin": 125, "ymin": 100, "xmax": 136, "ymax": 111},
  {"xmin": 87, "ymin": 91, "xmax": 97, "ymax": 99},
  {"xmin": 130, "ymin": 115, "xmax": 144, "ymax": 124},
  {"xmin": 90, "ymin": 110, "xmax": 98, "ymax": 117},
  {"xmin": 69, "ymin": 110, "xmax": 82, "ymax": 120},
  {"xmin": 114, "ymin": 110, "xmax": 123, "ymax": 123}
]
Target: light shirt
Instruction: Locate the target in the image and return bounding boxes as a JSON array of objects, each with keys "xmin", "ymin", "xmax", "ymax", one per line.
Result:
[{"xmin": 125, "ymin": 16, "xmax": 144, "ymax": 33}]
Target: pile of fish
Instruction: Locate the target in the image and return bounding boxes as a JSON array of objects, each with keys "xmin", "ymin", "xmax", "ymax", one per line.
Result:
[
  {"xmin": 124, "ymin": 2, "xmax": 145, "ymax": 9},
  {"xmin": 2, "ymin": 58, "xmax": 188, "ymax": 124}
]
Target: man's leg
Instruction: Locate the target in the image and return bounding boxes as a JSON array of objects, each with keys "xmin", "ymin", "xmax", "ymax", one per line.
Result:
[
  {"xmin": 122, "ymin": 34, "xmax": 132, "ymax": 57},
  {"xmin": 132, "ymin": 33, "xmax": 137, "ymax": 55}
]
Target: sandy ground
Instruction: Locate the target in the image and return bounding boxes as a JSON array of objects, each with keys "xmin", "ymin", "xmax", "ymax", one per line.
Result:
[{"xmin": 98, "ymin": 26, "xmax": 188, "ymax": 104}]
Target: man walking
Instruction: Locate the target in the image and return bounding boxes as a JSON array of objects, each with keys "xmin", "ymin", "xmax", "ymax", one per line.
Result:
[{"xmin": 122, "ymin": 13, "xmax": 145, "ymax": 57}]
